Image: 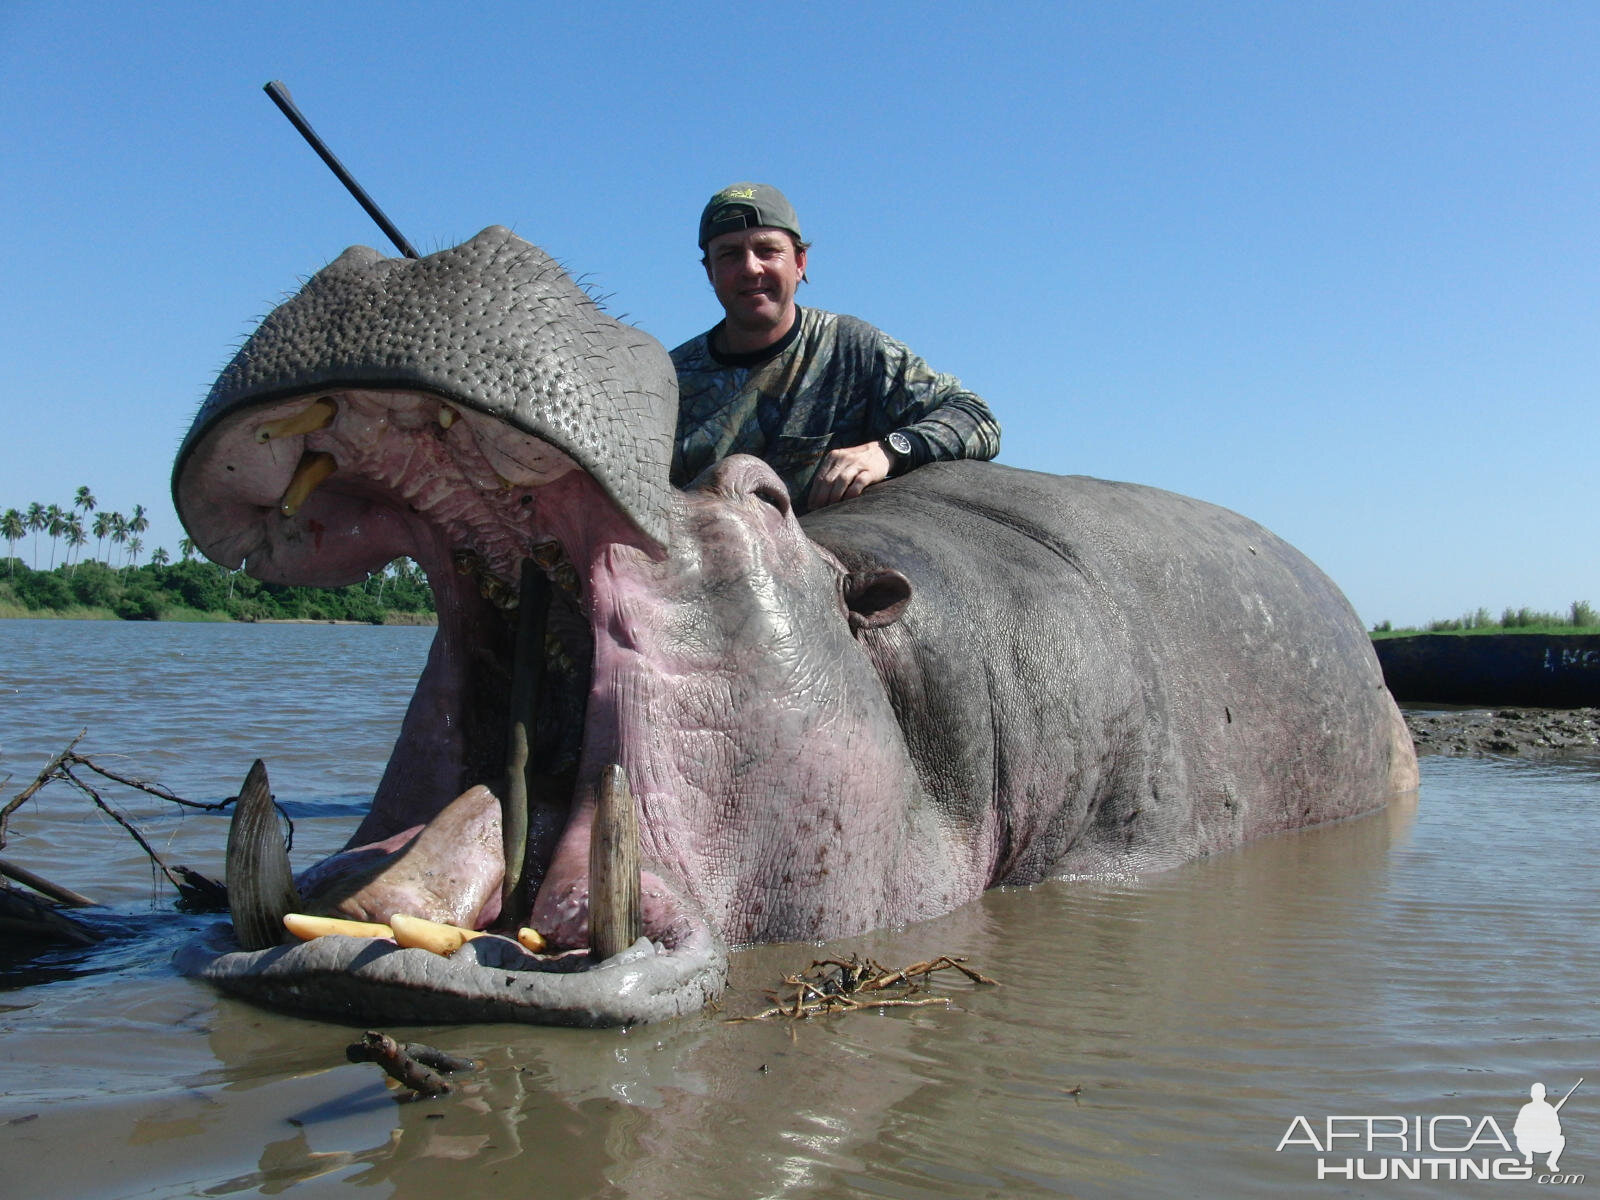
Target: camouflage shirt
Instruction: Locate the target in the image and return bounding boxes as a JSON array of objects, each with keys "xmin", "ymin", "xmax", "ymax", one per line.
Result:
[{"xmin": 670, "ymin": 307, "xmax": 1001, "ymax": 506}]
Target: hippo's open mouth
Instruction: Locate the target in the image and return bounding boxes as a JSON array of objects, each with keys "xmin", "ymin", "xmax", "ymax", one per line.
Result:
[
  {"xmin": 174, "ymin": 386, "xmax": 727, "ymax": 1025},
  {"xmin": 170, "ymin": 230, "xmax": 728, "ymax": 1025}
]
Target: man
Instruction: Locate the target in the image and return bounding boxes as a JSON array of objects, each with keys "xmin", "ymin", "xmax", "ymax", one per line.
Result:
[{"xmin": 670, "ymin": 183, "xmax": 1001, "ymax": 510}]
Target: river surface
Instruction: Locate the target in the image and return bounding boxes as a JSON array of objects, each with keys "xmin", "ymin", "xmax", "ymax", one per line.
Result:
[{"xmin": 0, "ymin": 619, "xmax": 1595, "ymax": 1198}]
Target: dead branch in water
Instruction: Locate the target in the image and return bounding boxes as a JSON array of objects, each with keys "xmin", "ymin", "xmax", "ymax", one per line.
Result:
[
  {"xmin": 0, "ymin": 731, "xmax": 240, "ymax": 911},
  {"xmin": 345, "ymin": 1031, "xmax": 476, "ymax": 1097},
  {"xmin": 729, "ymin": 953, "xmax": 999, "ymax": 1022}
]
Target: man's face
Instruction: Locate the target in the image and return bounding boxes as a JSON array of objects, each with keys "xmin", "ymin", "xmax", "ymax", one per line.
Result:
[{"xmin": 704, "ymin": 227, "xmax": 807, "ymax": 350}]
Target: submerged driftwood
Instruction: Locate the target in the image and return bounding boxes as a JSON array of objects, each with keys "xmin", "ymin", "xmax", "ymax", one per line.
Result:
[{"xmin": 1, "ymin": 732, "xmax": 236, "ymax": 946}]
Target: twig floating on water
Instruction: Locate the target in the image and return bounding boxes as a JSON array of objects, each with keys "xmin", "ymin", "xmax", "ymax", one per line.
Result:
[{"xmin": 728, "ymin": 952, "xmax": 999, "ymax": 1022}]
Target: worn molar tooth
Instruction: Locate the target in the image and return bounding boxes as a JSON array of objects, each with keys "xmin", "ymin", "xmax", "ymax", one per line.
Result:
[
  {"xmin": 225, "ymin": 759, "xmax": 301, "ymax": 951},
  {"xmin": 254, "ymin": 396, "xmax": 336, "ymax": 443},
  {"xmin": 462, "ymin": 414, "xmax": 578, "ymax": 489},
  {"xmin": 278, "ymin": 450, "xmax": 338, "ymax": 517},
  {"xmin": 588, "ymin": 764, "xmax": 642, "ymax": 961}
]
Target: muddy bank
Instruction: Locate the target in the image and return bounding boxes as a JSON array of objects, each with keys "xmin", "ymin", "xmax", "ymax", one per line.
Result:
[{"xmin": 1403, "ymin": 706, "xmax": 1600, "ymax": 759}]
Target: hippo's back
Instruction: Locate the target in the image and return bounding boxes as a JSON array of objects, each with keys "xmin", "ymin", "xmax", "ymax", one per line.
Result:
[{"xmin": 802, "ymin": 461, "xmax": 1416, "ymax": 878}]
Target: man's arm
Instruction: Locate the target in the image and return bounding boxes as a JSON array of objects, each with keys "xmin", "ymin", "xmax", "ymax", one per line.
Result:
[{"xmin": 807, "ymin": 324, "xmax": 1001, "ymax": 509}]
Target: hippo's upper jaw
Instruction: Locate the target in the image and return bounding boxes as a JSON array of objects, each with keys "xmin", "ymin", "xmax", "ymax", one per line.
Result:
[{"xmin": 171, "ymin": 229, "xmax": 741, "ymax": 1026}]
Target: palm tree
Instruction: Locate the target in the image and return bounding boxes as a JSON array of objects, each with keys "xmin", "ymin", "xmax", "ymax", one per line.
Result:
[
  {"xmin": 128, "ymin": 535, "xmax": 144, "ymax": 567},
  {"xmin": 150, "ymin": 546, "xmax": 170, "ymax": 569},
  {"xmin": 45, "ymin": 504, "xmax": 66, "ymax": 569},
  {"xmin": 24, "ymin": 502, "xmax": 46, "ymax": 568},
  {"xmin": 92, "ymin": 511, "xmax": 114, "ymax": 564},
  {"xmin": 109, "ymin": 512, "xmax": 129, "ymax": 567},
  {"xmin": 178, "ymin": 536, "xmax": 196, "ymax": 563},
  {"xmin": 1, "ymin": 509, "xmax": 23, "ymax": 574},
  {"xmin": 129, "ymin": 504, "xmax": 150, "ymax": 542},
  {"xmin": 73, "ymin": 485, "xmax": 96, "ymax": 522},
  {"xmin": 65, "ymin": 518, "xmax": 87, "ymax": 573}
]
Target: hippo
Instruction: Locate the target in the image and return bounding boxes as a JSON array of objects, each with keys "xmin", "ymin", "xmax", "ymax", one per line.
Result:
[{"xmin": 172, "ymin": 227, "xmax": 1417, "ymax": 1026}]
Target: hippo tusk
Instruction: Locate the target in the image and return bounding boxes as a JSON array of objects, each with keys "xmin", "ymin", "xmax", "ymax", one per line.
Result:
[
  {"xmin": 501, "ymin": 559, "xmax": 549, "ymax": 926},
  {"xmin": 254, "ymin": 396, "xmax": 336, "ymax": 443},
  {"xmin": 588, "ymin": 764, "xmax": 642, "ymax": 961},
  {"xmin": 284, "ymin": 912, "xmax": 394, "ymax": 941},
  {"xmin": 390, "ymin": 913, "xmax": 487, "ymax": 956},
  {"xmin": 225, "ymin": 760, "xmax": 301, "ymax": 951},
  {"xmin": 278, "ymin": 450, "xmax": 338, "ymax": 517}
]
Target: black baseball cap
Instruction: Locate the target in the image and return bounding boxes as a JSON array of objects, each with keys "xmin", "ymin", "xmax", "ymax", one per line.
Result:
[{"xmin": 697, "ymin": 183, "xmax": 803, "ymax": 249}]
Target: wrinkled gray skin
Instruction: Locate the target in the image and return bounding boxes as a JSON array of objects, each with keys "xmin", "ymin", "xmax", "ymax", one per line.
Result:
[{"xmin": 173, "ymin": 227, "xmax": 1417, "ymax": 1026}]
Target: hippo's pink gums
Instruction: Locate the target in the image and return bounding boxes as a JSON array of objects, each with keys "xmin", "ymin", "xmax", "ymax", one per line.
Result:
[{"xmin": 173, "ymin": 228, "xmax": 1417, "ymax": 1026}]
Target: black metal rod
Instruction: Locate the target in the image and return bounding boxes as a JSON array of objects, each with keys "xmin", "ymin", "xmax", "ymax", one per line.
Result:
[{"xmin": 263, "ymin": 80, "xmax": 420, "ymax": 259}]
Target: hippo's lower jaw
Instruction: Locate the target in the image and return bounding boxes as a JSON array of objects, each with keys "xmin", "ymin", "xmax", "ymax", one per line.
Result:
[
  {"xmin": 176, "ymin": 871, "xmax": 729, "ymax": 1028},
  {"xmin": 173, "ymin": 386, "xmax": 728, "ymax": 1025}
]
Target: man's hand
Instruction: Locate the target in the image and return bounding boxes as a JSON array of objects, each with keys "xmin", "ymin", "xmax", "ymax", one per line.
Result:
[{"xmin": 807, "ymin": 441, "xmax": 893, "ymax": 510}]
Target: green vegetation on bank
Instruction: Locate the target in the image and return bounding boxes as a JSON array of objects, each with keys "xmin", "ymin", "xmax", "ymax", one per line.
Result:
[
  {"xmin": 0, "ymin": 556, "xmax": 435, "ymax": 624},
  {"xmin": 4, "ymin": 485, "xmax": 434, "ymax": 624},
  {"xmin": 1372, "ymin": 601, "xmax": 1598, "ymax": 638}
]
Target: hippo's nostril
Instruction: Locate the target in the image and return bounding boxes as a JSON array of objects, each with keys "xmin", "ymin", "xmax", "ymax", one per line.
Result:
[{"xmin": 753, "ymin": 481, "xmax": 791, "ymax": 517}]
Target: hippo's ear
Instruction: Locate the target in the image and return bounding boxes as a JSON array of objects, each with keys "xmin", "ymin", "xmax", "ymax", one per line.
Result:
[{"xmin": 844, "ymin": 568, "xmax": 912, "ymax": 631}]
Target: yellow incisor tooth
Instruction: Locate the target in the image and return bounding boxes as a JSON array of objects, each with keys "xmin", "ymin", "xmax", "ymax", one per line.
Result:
[
  {"xmin": 278, "ymin": 450, "xmax": 337, "ymax": 517},
  {"xmin": 283, "ymin": 913, "xmax": 395, "ymax": 941},
  {"xmin": 255, "ymin": 397, "xmax": 337, "ymax": 443},
  {"xmin": 390, "ymin": 913, "xmax": 486, "ymax": 956},
  {"xmin": 516, "ymin": 927, "xmax": 548, "ymax": 953}
]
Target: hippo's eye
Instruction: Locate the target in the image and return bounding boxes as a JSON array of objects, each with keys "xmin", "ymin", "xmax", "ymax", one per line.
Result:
[{"xmin": 753, "ymin": 482, "xmax": 791, "ymax": 517}]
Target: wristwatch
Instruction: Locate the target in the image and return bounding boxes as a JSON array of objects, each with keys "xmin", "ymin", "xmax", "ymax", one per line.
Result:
[{"xmin": 881, "ymin": 430, "xmax": 913, "ymax": 477}]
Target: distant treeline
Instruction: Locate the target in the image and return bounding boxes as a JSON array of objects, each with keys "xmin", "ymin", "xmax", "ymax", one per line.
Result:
[
  {"xmin": 1373, "ymin": 601, "xmax": 1597, "ymax": 637},
  {"xmin": 2, "ymin": 485, "xmax": 434, "ymax": 623},
  {"xmin": 0, "ymin": 556, "xmax": 435, "ymax": 623}
]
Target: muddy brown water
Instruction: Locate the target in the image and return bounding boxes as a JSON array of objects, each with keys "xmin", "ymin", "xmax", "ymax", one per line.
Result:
[{"xmin": 1, "ymin": 620, "xmax": 1596, "ymax": 1198}]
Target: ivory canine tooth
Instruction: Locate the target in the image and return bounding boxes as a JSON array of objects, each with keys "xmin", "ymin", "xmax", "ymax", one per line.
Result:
[
  {"xmin": 225, "ymin": 759, "xmax": 301, "ymax": 951},
  {"xmin": 390, "ymin": 913, "xmax": 486, "ymax": 956},
  {"xmin": 516, "ymin": 927, "xmax": 548, "ymax": 953},
  {"xmin": 283, "ymin": 913, "xmax": 394, "ymax": 941},
  {"xmin": 588, "ymin": 764, "xmax": 642, "ymax": 961},
  {"xmin": 278, "ymin": 450, "xmax": 337, "ymax": 517},
  {"xmin": 254, "ymin": 396, "xmax": 336, "ymax": 443},
  {"xmin": 437, "ymin": 404, "xmax": 458, "ymax": 429}
]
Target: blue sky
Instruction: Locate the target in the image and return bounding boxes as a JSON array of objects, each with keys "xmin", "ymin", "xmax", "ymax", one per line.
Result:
[{"xmin": 2, "ymin": 2, "xmax": 1594, "ymax": 628}]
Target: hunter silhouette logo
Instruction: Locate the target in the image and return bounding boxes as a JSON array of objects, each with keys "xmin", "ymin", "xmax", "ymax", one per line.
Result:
[
  {"xmin": 1276, "ymin": 1076, "xmax": 1586, "ymax": 1183},
  {"xmin": 1515, "ymin": 1079, "xmax": 1582, "ymax": 1171}
]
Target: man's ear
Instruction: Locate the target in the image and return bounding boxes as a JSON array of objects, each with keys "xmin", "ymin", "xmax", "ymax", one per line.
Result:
[{"xmin": 844, "ymin": 568, "xmax": 911, "ymax": 631}]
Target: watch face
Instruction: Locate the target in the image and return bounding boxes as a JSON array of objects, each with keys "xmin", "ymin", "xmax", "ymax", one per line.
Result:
[{"xmin": 887, "ymin": 431, "xmax": 912, "ymax": 456}]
